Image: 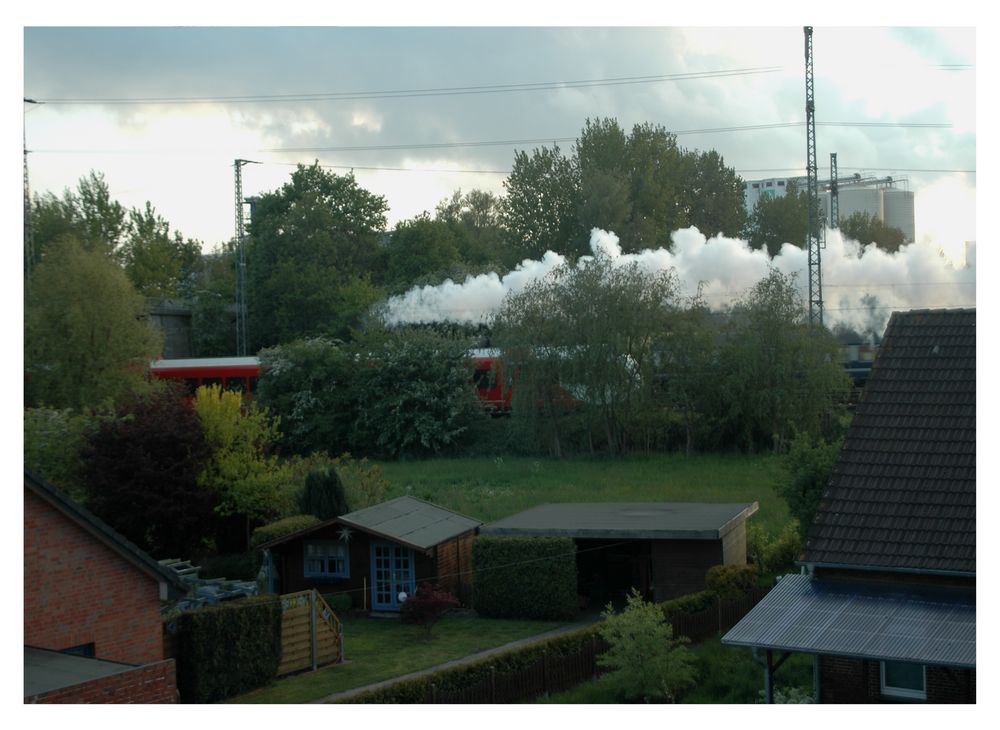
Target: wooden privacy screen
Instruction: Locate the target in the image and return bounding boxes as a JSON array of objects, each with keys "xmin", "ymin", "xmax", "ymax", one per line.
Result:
[{"xmin": 278, "ymin": 590, "xmax": 343, "ymax": 676}]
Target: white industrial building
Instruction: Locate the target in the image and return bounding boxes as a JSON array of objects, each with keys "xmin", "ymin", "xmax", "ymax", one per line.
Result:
[{"xmin": 743, "ymin": 174, "xmax": 915, "ymax": 243}]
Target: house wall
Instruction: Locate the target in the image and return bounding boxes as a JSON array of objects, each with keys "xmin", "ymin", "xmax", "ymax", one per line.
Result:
[
  {"xmin": 434, "ymin": 530, "xmax": 477, "ymax": 606},
  {"xmin": 25, "ymin": 659, "xmax": 178, "ymax": 704},
  {"xmin": 23, "ymin": 489, "xmax": 166, "ymax": 666},
  {"xmin": 650, "ymin": 539, "xmax": 724, "ymax": 601},
  {"xmin": 721, "ymin": 522, "xmax": 748, "ymax": 565},
  {"xmin": 817, "ymin": 656, "xmax": 975, "ymax": 704}
]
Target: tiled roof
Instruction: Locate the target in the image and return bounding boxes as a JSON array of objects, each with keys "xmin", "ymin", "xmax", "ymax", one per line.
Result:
[{"xmin": 803, "ymin": 309, "xmax": 975, "ymax": 575}]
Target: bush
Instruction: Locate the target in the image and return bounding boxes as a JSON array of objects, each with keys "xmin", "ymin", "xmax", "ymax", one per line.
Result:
[
  {"xmin": 321, "ymin": 592, "xmax": 353, "ymax": 615},
  {"xmin": 472, "ymin": 536, "xmax": 578, "ymax": 620},
  {"xmin": 199, "ymin": 552, "xmax": 260, "ymax": 581},
  {"xmin": 173, "ymin": 595, "xmax": 282, "ymax": 703},
  {"xmin": 400, "ymin": 583, "xmax": 460, "ymax": 639},
  {"xmin": 658, "ymin": 590, "xmax": 716, "ymax": 622},
  {"xmin": 704, "ymin": 564, "xmax": 759, "ymax": 599},
  {"xmin": 251, "ymin": 514, "xmax": 322, "ymax": 550},
  {"xmin": 300, "ymin": 466, "xmax": 349, "ymax": 520},
  {"xmin": 748, "ymin": 520, "xmax": 803, "ymax": 575}
]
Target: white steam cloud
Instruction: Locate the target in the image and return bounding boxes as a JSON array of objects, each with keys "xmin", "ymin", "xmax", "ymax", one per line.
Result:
[{"xmin": 381, "ymin": 228, "xmax": 976, "ymax": 337}]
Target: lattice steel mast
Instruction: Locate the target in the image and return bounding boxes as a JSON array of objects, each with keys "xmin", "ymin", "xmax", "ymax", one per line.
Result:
[
  {"xmin": 829, "ymin": 153, "xmax": 839, "ymax": 229},
  {"xmin": 234, "ymin": 159, "xmax": 259, "ymax": 356},
  {"xmin": 804, "ymin": 27, "xmax": 823, "ymax": 325}
]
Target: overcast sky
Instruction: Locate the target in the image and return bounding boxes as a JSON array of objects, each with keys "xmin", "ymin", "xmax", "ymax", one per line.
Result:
[{"xmin": 21, "ymin": 19, "xmax": 977, "ymax": 267}]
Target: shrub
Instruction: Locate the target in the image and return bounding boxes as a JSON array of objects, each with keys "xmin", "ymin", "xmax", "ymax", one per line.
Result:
[
  {"xmin": 300, "ymin": 466, "xmax": 349, "ymax": 520},
  {"xmin": 173, "ymin": 595, "xmax": 282, "ymax": 703},
  {"xmin": 400, "ymin": 583, "xmax": 460, "ymax": 639},
  {"xmin": 598, "ymin": 588, "xmax": 698, "ymax": 703},
  {"xmin": 748, "ymin": 520, "xmax": 803, "ymax": 575},
  {"xmin": 331, "ymin": 452, "xmax": 389, "ymax": 511},
  {"xmin": 251, "ymin": 514, "xmax": 322, "ymax": 550},
  {"xmin": 321, "ymin": 592, "xmax": 353, "ymax": 615},
  {"xmin": 658, "ymin": 590, "xmax": 716, "ymax": 622},
  {"xmin": 704, "ymin": 564, "xmax": 759, "ymax": 599},
  {"xmin": 199, "ymin": 552, "xmax": 260, "ymax": 581},
  {"xmin": 472, "ymin": 536, "xmax": 577, "ymax": 620}
]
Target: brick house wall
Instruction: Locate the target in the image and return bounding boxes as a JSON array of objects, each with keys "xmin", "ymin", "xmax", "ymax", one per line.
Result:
[
  {"xmin": 24, "ymin": 489, "xmax": 166, "ymax": 665},
  {"xmin": 818, "ymin": 656, "xmax": 975, "ymax": 704},
  {"xmin": 26, "ymin": 659, "xmax": 178, "ymax": 704}
]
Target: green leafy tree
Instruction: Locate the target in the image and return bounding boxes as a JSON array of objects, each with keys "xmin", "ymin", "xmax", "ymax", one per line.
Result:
[
  {"xmin": 840, "ymin": 210, "xmax": 907, "ymax": 253},
  {"xmin": 190, "ymin": 242, "xmax": 238, "ymax": 356},
  {"xmin": 120, "ymin": 202, "xmax": 202, "ymax": 298},
  {"xmin": 246, "ymin": 163, "xmax": 388, "ymax": 347},
  {"xmin": 597, "ymin": 588, "xmax": 698, "ymax": 703},
  {"xmin": 24, "ymin": 407, "xmax": 96, "ymax": 500},
  {"xmin": 777, "ymin": 432, "xmax": 843, "ymax": 538},
  {"xmin": 745, "ymin": 181, "xmax": 823, "ymax": 257},
  {"xmin": 25, "ymin": 236, "xmax": 163, "ymax": 410},
  {"xmin": 493, "ymin": 250, "xmax": 678, "ymax": 456},
  {"xmin": 193, "ymin": 384, "xmax": 290, "ymax": 549},
  {"xmin": 434, "ymin": 188, "xmax": 509, "ymax": 268},
  {"xmin": 500, "ymin": 144, "xmax": 581, "ymax": 261},
  {"xmin": 79, "ymin": 385, "xmax": 217, "ymax": 557},
  {"xmin": 384, "ymin": 214, "xmax": 462, "ymax": 290},
  {"xmin": 717, "ymin": 269, "xmax": 850, "ymax": 452}
]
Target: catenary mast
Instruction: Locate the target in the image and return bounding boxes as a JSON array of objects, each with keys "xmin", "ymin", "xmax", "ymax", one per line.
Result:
[{"xmin": 804, "ymin": 27, "xmax": 824, "ymax": 325}]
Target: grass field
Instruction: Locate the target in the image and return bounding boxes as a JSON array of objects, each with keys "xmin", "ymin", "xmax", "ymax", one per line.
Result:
[
  {"xmin": 376, "ymin": 452, "xmax": 789, "ymax": 534},
  {"xmin": 229, "ymin": 613, "xmax": 569, "ymax": 704}
]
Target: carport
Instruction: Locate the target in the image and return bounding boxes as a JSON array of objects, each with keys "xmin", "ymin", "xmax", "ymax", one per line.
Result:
[{"xmin": 481, "ymin": 501, "xmax": 758, "ymax": 605}]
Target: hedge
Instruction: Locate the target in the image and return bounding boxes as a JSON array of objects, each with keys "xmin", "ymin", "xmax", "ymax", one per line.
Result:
[
  {"xmin": 472, "ymin": 536, "xmax": 578, "ymax": 621},
  {"xmin": 338, "ymin": 625, "xmax": 602, "ymax": 704},
  {"xmin": 172, "ymin": 595, "xmax": 282, "ymax": 703}
]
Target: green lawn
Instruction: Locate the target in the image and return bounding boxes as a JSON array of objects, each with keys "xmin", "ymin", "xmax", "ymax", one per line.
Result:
[
  {"xmin": 377, "ymin": 453, "xmax": 789, "ymax": 534},
  {"xmin": 229, "ymin": 613, "xmax": 568, "ymax": 704}
]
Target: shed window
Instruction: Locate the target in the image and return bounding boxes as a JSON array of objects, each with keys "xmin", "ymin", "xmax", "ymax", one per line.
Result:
[
  {"xmin": 304, "ymin": 541, "xmax": 349, "ymax": 579},
  {"xmin": 880, "ymin": 661, "xmax": 926, "ymax": 701}
]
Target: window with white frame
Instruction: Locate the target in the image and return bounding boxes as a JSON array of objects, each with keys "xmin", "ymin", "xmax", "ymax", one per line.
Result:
[
  {"xmin": 303, "ymin": 540, "xmax": 349, "ymax": 579},
  {"xmin": 880, "ymin": 661, "xmax": 926, "ymax": 700}
]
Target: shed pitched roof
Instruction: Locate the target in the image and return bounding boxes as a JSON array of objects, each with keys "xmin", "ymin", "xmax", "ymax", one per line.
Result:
[
  {"xmin": 803, "ymin": 309, "xmax": 976, "ymax": 575},
  {"xmin": 481, "ymin": 502, "xmax": 758, "ymax": 540}
]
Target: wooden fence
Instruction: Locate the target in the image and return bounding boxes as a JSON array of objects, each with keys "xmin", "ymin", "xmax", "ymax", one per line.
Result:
[
  {"xmin": 277, "ymin": 590, "xmax": 343, "ymax": 677},
  {"xmin": 416, "ymin": 585, "xmax": 771, "ymax": 704}
]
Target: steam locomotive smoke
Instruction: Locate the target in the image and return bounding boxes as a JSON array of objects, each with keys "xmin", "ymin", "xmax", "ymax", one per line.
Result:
[{"xmin": 380, "ymin": 228, "xmax": 975, "ymax": 337}]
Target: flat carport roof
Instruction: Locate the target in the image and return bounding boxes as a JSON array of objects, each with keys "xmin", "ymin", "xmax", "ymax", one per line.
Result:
[
  {"xmin": 24, "ymin": 647, "xmax": 137, "ymax": 698},
  {"xmin": 480, "ymin": 501, "xmax": 758, "ymax": 540}
]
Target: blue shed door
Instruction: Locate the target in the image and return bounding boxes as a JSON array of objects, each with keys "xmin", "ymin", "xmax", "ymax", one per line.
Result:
[{"xmin": 371, "ymin": 542, "xmax": 416, "ymax": 611}]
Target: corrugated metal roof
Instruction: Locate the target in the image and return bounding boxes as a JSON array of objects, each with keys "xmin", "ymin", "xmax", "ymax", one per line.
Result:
[
  {"xmin": 338, "ymin": 496, "xmax": 481, "ymax": 551},
  {"xmin": 722, "ymin": 574, "xmax": 975, "ymax": 668},
  {"xmin": 481, "ymin": 502, "xmax": 758, "ymax": 540},
  {"xmin": 804, "ymin": 309, "xmax": 975, "ymax": 574}
]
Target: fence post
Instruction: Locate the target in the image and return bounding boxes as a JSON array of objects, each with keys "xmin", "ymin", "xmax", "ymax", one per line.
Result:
[
  {"xmin": 542, "ymin": 649, "xmax": 549, "ymax": 697},
  {"xmin": 310, "ymin": 590, "xmax": 317, "ymax": 672},
  {"xmin": 591, "ymin": 634, "xmax": 598, "ymax": 679},
  {"xmin": 429, "ymin": 683, "xmax": 437, "ymax": 704},
  {"xmin": 490, "ymin": 666, "xmax": 497, "ymax": 703}
]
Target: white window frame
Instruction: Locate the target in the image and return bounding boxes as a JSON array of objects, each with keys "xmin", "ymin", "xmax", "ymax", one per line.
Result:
[
  {"xmin": 303, "ymin": 540, "xmax": 349, "ymax": 579},
  {"xmin": 880, "ymin": 661, "xmax": 927, "ymax": 701}
]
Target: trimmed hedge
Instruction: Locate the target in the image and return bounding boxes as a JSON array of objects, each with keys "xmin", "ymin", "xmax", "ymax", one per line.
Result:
[
  {"xmin": 339, "ymin": 625, "xmax": 602, "ymax": 704},
  {"xmin": 173, "ymin": 595, "xmax": 282, "ymax": 703},
  {"xmin": 705, "ymin": 563, "xmax": 759, "ymax": 598},
  {"xmin": 472, "ymin": 536, "xmax": 578, "ymax": 621}
]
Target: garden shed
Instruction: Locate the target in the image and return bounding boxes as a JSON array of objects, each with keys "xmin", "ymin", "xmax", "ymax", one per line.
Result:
[
  {"xmin": 259, "ymin": 496, "xmax": 481, "ymax": 612},
  {"xmin": 480, "ymin": 501, "xmax": 758, "ymax": 605}
]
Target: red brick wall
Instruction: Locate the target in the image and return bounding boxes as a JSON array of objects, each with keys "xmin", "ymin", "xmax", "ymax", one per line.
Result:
[
  {"xmin": 24, "ymin": 489, "xmax": 166, "ymax": 665},
  {"xmin": 25, "ymin": 659, "xmax": 178, "ymax": 704}
]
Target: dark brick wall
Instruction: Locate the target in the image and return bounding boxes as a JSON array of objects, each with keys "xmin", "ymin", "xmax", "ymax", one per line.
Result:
[
  {"xmin": 24, "ymin": 489, "xmax": 166, "ymax": 665},
  {"xmin": 25, "ymin": 659, "xmax": 178, "ymax": 704},
  {"xmin": 818, "ymin": 655, "xmax": 974, "ymax": 704}
]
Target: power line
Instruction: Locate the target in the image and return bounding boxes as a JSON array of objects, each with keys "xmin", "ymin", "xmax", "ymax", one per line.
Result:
[{"xmin": 28, "ymin": 66, "xmax": 784, "ymax": 106}]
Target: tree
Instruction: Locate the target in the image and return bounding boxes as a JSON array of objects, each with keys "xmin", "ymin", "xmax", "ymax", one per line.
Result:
[
  {"xmin": 500, "ymin": 144, "xmax": 581, "ymax": 261},
  {"xmin": 246, "ymin": 163, "xmax": 388, "ymax": 348},
  {"xmin": 493, "ymin": 245, "xmax": 678, "ymax": 456},
  {"xmin": 400, "ymin": 583, "xmax": 460, "ymax": 640},
  {"xmin": 79, "ymin": 385, "xmax": 217, "ymax": 558},
  {"xmin": 24, "ymin": 407, "xmax": 95, "ymax": 501},
  {"xmin": 745, "ymin": 182, "xmax": 823, "ymax": 257},
  {"xmin": 597, "ymin": 588, "xmax": 698, "ymax": 703},
  {"xmin": 777, "ymin": 432, "xmax": 843, "ymax": 538},
  {"xmin": 29, "ymin": 171, "xmax": 127, "ymax": 267},
  {"xmin": 299, "ymin": 466, "xmax": 349, "ymax": 521},
  {"xmin": 434, "ymin": 188, "xmax": 509, "ymax": 268},
  {"xmin": 384, "ymin": 214, "xmax": 462, "ymax": 290},
  {"xmin": 25, "ymin": 236, "xmax": 163, "ymax": 410},
  {"xmin": 840, "ymin": 210, "xmax": 906, "ymax": 253},
  {"xmin": 717, "ymin": 269, "xmax": 850, "ymax": 452},
  {"xmin": 190, "ymin": 242, "xmax": 238, "ymax": 356},
  {"xmin": 120, "ymin": 202, "xmax": 202, "ymax": 298},
  {"xmin": 193, "ymin": 384, "xmax": 290, "ymax": 549}
]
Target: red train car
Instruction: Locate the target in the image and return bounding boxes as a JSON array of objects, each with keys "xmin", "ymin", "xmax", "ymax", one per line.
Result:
[{"xmin": 149, "ymin": 357, "xmax": 261, "ymax": 398}]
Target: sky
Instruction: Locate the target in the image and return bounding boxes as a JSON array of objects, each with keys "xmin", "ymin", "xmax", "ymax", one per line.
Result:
[{"xmin": 20, "ymin": 21, "xmax": 976, "ymax": 264}]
